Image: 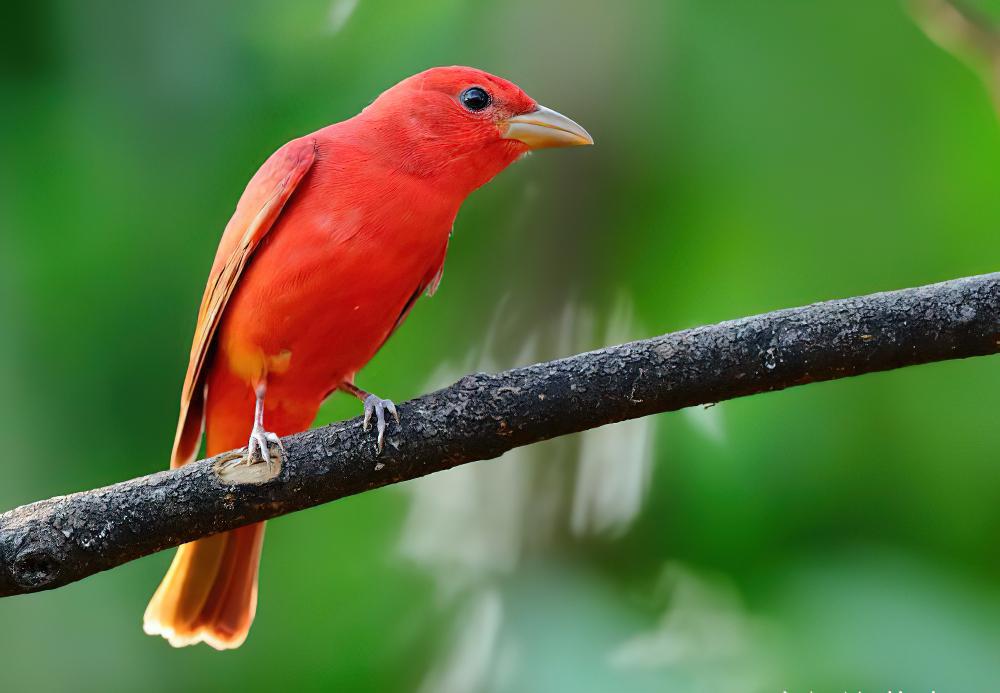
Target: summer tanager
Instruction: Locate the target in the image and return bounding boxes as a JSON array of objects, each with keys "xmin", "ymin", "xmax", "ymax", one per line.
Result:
[{"xmin": 142, "ymin": 66, "xmax": 592, "ymax": 649}]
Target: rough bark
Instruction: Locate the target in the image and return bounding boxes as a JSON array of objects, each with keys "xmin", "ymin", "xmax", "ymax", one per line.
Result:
[{"xmin": 2, "ymin": 273, "xmax": 999, "ymax": 598}]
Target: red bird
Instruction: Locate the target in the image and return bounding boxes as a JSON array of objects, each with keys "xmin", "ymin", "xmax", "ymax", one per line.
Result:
[{"xmin": 142, "ymin": 66, "xmax": 592, "ymax": 649}]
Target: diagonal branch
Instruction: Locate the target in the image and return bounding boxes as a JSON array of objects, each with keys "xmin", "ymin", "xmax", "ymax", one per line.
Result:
[{"xmin": 2, "ymin": 273, "xmax": 999, "ymax": 598}]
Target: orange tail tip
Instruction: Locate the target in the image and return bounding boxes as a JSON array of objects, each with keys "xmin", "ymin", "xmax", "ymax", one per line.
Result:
[{"xmin": 143, "ymin": 523, "xmax": 265, "ymax": 650}]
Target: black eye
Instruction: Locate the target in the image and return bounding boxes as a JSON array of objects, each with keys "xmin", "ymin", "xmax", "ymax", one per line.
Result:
[{"xmin": 460, "ymin": 86, "xmax": 491, "ymax": 112}]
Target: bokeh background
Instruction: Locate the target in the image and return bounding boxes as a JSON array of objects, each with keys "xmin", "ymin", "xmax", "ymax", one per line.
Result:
[{"xmin": 3, "ymin": 0, "xmax": 1000, "ymax": 690}]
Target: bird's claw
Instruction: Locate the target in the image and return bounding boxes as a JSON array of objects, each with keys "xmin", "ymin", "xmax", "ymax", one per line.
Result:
[
  {"xmin": 362, "ymin": 394, "xmax": 399, "ymax": 453},
  {"xmin": 246, "ymin": 422, "xmax": 284, "ymax": 468}
]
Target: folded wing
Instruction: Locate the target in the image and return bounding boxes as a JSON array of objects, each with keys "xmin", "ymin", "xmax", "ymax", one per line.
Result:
[{"xmin": 170, "ymin": 138, "xmax": 317, "ymax": 467}]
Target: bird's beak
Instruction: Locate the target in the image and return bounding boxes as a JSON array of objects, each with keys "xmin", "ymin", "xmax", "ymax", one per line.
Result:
[{"xmin": 500, "ymin": 105, "xmax": 594, "ymax": 149}]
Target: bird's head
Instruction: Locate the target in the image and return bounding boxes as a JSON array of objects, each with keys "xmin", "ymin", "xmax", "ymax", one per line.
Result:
[{"xmin": 357, "ymin": 66, "xmax": 593, "ymax": 192}]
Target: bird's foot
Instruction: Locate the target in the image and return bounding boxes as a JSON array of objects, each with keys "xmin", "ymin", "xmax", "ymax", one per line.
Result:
[
  {"xmin": 362, "ymin": 394, "xmax": 400, "ymax": 454},
  {"xmin": 246, "ymin": 421, "xmax": 284, "ymax": 468}
]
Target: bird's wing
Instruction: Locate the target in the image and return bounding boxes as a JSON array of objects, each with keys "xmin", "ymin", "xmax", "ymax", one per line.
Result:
[
  {"xmin": 372, "ymin": 234, "xmax": 450, "ymax": 358},
  {"xmin": 170, "ymin": 138, "xmax": 317, "ymax": 468}
]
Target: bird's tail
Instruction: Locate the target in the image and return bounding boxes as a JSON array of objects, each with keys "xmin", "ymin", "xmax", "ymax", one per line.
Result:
[{"xmin": 143, "ymin": 522, "xmax": 265, "ymax": 650}]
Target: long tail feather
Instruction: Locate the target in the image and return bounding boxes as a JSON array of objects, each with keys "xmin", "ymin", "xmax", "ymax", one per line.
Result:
[{"xmin": 143, "ymin": 523, "xmax": 265, "ymax": 650}]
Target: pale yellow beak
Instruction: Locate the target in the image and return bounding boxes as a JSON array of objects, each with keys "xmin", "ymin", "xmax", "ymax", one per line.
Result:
[{"xmin": 501, "ymin": 105, "xmax": 594, "ymax": 149}]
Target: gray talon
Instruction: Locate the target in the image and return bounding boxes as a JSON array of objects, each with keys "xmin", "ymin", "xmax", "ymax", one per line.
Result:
[
  {"xmin": 362, "ymin": 394, "xmax": 399, "ymax": 453},
  {"xmin": 246, "ymin": 421, "xmax": 283, "ymax": 468},
  {"xmin": 266, "ymin": 431, "xmax": 285, "ymax": 454},
  {"xmin": 363, "ymin": 399, "xmax": 375, "ymax": 432},
  {"xmin": 244, "ymin": 384, "xmax": 283, "ymax": 469}
]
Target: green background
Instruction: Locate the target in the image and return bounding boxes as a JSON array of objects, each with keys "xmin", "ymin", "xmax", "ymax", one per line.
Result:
[{"xmin": 2, "ymin": 0, "xmax": 1000, "ymax": 690}]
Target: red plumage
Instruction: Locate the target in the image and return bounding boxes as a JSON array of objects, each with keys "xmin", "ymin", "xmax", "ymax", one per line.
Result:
[{"xmin": 143, "ymin": 66, "xmax": 591, "ymax": 649}]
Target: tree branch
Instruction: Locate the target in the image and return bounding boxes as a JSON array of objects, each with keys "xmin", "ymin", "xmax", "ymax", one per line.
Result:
[{"xmin": 2, "ymin": 273, "xmax": 999, "ymax": 598}]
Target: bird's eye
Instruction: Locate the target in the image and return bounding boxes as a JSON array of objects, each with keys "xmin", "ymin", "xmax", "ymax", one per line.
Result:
[{"xmin": 460, "ymin": 87, "xmax": 491, "ymax": 112}]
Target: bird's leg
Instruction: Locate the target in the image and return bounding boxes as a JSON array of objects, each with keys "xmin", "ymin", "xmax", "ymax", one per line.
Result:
[
  {"xmin": 245, "ymin": 384, "xmax": 284, "ymax": 467},
  {"xmin": 339, "ymin": 381, "xmax": 399, "ymax": 453}
]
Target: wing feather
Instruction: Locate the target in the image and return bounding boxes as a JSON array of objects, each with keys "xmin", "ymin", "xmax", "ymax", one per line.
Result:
[{"xmin": 170, "ymin": 138, "xmax": 317, "ymax": 467}]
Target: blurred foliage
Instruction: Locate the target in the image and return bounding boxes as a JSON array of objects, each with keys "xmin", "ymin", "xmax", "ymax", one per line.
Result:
[{"xmin": 2, "ymin": 0, "xmax": 1000, "ymax": 691}]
